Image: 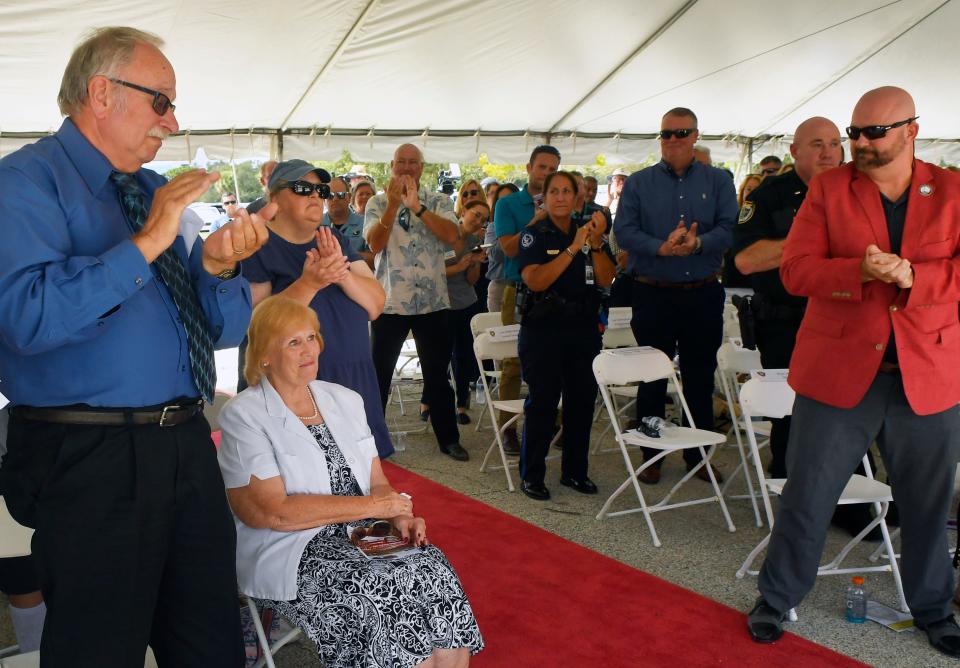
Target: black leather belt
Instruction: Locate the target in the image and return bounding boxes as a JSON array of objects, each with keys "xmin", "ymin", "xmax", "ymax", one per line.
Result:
[
  {"xmin": 878, "ymin": 362, "xmax": 900, "ymax": 374},
  {"xmin": 15, "ymin": 399, "xmax": 204, "ymax": 427},
  {"xmin": 633, "ymin": 273, "xmax": 720, "ymax": 290}
]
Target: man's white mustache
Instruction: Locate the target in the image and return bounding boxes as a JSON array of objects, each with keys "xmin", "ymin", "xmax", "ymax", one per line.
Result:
[{"xmin": 147, "ymin": 127, "xmax": 169, "ymax": 140}]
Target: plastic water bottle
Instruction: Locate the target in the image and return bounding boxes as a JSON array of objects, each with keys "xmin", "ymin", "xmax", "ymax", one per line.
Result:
[
  {"xmin": 845, "ymin": 576, "xmax": 867, "ymax": 623},
  {"xmin": 475, "ymin": 381, "xmax": 486, "ymax": 406}
]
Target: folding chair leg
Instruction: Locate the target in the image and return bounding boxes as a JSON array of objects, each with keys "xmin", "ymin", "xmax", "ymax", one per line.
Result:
[
  {"xmin": 869, "ymin": 526, "xmax": 901, "ymax": 562},
  {"xmin": 699, "ymin": 445, "xmax": 736, "ymax": 533},
  {"xmin": 737, "ymin": 532, "xmax": 771, "ymax": 578},
  {"xmin": 247, "ymin": 598, "xmax": 278, "ymax": 668}
]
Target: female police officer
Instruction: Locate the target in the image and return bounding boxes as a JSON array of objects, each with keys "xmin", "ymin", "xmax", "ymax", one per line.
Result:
[{"xmin": 516, "ymin": 171, "xmax": 616, "ymax": 501}]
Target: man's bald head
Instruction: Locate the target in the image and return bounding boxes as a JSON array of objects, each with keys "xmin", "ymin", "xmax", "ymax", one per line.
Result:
[
  {"xmin": 391, "ymin": 143, "xmax": 425, "ymax": 182},
  {"xmin": 790, "ymin": 116, "xmax": 843, "ymax": 184},
  {"xmin": 849, "ymin": 86, "xmax": 918, "ymax": 174}
]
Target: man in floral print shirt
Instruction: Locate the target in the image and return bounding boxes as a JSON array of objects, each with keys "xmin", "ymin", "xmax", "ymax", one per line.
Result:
[{"xmin": 364, "ymin": 144, "xmax": 469, "ymax": 461}]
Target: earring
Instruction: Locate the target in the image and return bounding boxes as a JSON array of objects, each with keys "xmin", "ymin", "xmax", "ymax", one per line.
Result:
[{"xmin": 262, "ymin": 362, "xmax": 269, "ymax": 367}]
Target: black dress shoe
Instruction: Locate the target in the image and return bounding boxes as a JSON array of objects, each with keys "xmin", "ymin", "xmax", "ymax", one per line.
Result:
[
  {"xmin": 457, "ymin": 412, "xmax": 471, "ymax": 425},
  {"xmin": 918, "ymin": 615, "xmax": 960, "ymax": 658},
  {"xmin": 521, "ymin": 480, "xmax": 551, "ymax": 500},
  {"xmin": 747, "ymin": 597, "xmax": 785, "ymax": 643},
  {"xmin": 502, "ymin": 429, "xmax": 521, "ymax": 456},
  {"xmin": 439, "ymin": 443, "xmax": 469, "ymax": 461},
  {"xmin": 560, "ymin": 476, "xmax": 598, "ymax": 494}
]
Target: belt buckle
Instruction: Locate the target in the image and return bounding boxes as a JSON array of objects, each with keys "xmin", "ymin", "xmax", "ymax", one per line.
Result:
[{"xmin": 159, "ymin": 404, "xmax": 180, "ymax": 427}]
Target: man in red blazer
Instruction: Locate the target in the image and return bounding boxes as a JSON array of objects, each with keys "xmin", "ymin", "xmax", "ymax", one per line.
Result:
[{"xmin": 747, "ymin": 87, "xmax": 960, "ymax": 659}]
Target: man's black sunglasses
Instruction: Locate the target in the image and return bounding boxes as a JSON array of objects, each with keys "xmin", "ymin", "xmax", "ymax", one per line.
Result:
[
  {"xmin": 659, "ymin": 128, "xmax": 696, "ymax": 140},
  {"xmin": 845, "ymin": 117, "xmax": 918, "ymax": 141},
  {"xmin": 279, "ymin": 180, "xmax": 331, "ymax": 199},
  {"xmin": 329, "ymin": 191, "xmax": 351, "ymax": 200},
  {"xmin": 109, "ymin": 78, "xmax": 175, "ymax": 116},
  {"xmin": 222, "ymin": 200, "xmax": 237, "ymax": 206}
]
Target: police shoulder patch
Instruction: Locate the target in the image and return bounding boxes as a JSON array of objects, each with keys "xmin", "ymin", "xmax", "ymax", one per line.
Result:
[
  {"xmin": 520, "ymin": 232, "xmax": 535, "ymax": 248},
  {"xmin": 738, "ymin": 201, "xmax": 755, "ymax": 224}
]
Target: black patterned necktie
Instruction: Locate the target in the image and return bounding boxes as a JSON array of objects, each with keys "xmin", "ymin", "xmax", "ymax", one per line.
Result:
[{"xmin": 110, "ymin": 172, "xmax": 217, "ymax": 402}]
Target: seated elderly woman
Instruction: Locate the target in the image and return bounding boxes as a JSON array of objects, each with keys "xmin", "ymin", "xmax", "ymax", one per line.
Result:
[{"xmin": 218, "ymin": 296, "xmax": 483, "ymax": 668}]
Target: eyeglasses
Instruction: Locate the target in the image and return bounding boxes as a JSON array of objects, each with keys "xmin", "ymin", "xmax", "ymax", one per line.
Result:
[
  {"xmin": 278, "ymin": 180, "xmax": 331, "ymax": 199},
  {"xmin": 761, "ymin": 167, "xmax": 778, "ymax": 175},
  {"xmin": 222, "ymin": 200, "xmax": 237, "ymax": 206},
  {"xmin": 329, "ymin": 191, "xmax": 350, "ymax": 200},
  {"xmin": 108, "ymin": 78, "xmax": 175, "ymax": 116},
  {"xmin": 658, "ymin": 128, "xmax": 696, "ymax": 140},
  {"xmin": 461, "ymin": 188, "xmax": 480, "ymax": 198},
  {"xmin": 845, "ymin": 117, "xmax": 918, "ymax": 141}
]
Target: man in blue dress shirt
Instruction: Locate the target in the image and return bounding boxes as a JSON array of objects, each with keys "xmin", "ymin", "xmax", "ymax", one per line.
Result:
[
  {"xmin": 613, "ymin": 107, "xmax": 737, "ymax": 484},
  {"xmin": 0, "ymin": 27, "xmax": 272, "ymax": 666}
]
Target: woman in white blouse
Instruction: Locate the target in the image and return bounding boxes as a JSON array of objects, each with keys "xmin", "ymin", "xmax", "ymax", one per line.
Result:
[{"xmin": 218, "ymin": 296, "xmax": 483, "ymax": 668}]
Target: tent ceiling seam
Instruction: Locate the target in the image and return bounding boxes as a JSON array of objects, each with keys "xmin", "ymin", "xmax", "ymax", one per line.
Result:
[
  {"xmin": 279, "ymin": 0, "xmax": 379, "ymax": 131},
  {"xmin": 757, "ymin": 0, "xmax": 952, "ymax": 134},
  {"xmin": 547, "ymin": 0, "xmax": 698, "ymax": 134}
]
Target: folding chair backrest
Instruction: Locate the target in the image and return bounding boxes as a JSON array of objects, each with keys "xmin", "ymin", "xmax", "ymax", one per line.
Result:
[
  {"xmin": 603, "ymin": 309, "xmax": 638, "ymax": 349},
  {"xmin": 739, "ymin": 377, "xmax": 795, "ymax": 419},
  {"xmin": 470, "ymin": 311, "xmax": 504, "ymax": 338},
  {"xmin": 474, "ymin": 331, "xmax": 519, "ymax": 363},
  {"xmin": 716, "ymin": 342, "xmax": 762, "ymax": 374},
  {"xmin": 0, "ymin": 498, "xmax": 33, "ymax": 559},
  {"xmin": 593, "ymin": 347, "xmax": 676, "ymax": 386}
]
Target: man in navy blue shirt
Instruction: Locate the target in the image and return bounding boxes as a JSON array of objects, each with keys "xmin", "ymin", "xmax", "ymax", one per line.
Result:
[
  {"xmin": 613, "ymin": 107, "xmax": 737, "ymax": 484},
  {"xmin": 0, "ymin": 27, "xmax": 271, "ymax": 666}
]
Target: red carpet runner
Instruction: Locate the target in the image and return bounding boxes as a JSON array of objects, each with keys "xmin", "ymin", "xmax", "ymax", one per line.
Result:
[{"xmin": 382, "ymin": 461, "xmax": 868, "ymax": 668}]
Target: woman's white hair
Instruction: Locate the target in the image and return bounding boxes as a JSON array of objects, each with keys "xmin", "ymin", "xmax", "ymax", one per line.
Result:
[{"xmin": 57, "ymin": 26, "xmax": 164, "ymax": 116}]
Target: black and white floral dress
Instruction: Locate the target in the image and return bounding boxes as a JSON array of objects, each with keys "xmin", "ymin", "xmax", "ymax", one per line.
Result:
[{"xmin": 257, "ymin": 422, "xmax": 484, "ymax": 668}]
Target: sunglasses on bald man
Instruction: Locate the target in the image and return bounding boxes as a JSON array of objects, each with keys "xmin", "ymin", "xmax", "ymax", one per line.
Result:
[
  {"xmin": 659, "ymin": 128, "xmax": 696, "ymax": 140},
  {"xmin": 277, "ymin": 180, "xmax": 332, "ymax": 199},
  {"xmin": 109, "ymin": 78, "xmax": 175, "ymax": 116},
  {"xmin": 845, "ymin": 117, "xmax": 918, "ymax": 141}
]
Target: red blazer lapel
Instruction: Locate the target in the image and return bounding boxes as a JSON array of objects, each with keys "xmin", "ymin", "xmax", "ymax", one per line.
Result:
[
  {"xmin": 850, "ymin": 168, "xmax": 891, "ymax": 251},
  {"xmin": 901, "ymin": 160, "xmax": 936, "ymax": 258}
]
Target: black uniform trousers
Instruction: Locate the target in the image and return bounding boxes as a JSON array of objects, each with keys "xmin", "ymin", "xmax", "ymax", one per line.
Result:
[
  {"xmin": 754, "ymin": 316, "xmax": 801, "ymax": 479},
  {"xmin": 631, "ymin": 281, "xmax": 724, "ymax": 467},
  {"xmin": 759, "ymin": 372, "xmax": 960, "ymax": 624},
  {"xmin": 421, "ymin": 302, "xmax": 481, "ymax": 409},
  {"xmin": 518, "ymin": 322, "xmax": 601, "ymax": 485},
  {"xmin": 371, "ymin": 310, "xmax": 460, "ymax": 448},
  {"xmin": 0, "ymin": 411, "xmax": 244, "ymax": 668}
]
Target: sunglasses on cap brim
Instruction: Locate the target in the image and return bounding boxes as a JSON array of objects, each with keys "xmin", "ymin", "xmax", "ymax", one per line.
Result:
[{"xmin": 845, "ymin": 117, "xmax": 918, "ymax": 141}]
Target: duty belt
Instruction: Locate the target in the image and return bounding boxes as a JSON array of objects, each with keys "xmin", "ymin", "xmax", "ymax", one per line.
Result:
[{"xmin": 14, "ymin": 399, "xmax": 204, "ymax": 427}]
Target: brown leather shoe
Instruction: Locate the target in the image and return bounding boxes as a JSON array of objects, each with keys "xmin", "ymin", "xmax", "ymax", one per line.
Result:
[
  {"xmin": 692, "ymin": 466, "xmax": 723, "ymax": 483},
  {"xmin": 637, "ymin": 467, "xmax": 661, "ymax": 485}
]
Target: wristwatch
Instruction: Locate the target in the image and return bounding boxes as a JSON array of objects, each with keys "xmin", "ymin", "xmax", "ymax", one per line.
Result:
[
  {"xmin": 215, "ymin": 267, "xmax": 238, "ymax": 280},
  {"xmin": 416, "ymin": 203, "xmax": 428, "ymax": 218},
  {"xmin": 693, "ymin": 237, "xmax": 703, "ymax": 254}
]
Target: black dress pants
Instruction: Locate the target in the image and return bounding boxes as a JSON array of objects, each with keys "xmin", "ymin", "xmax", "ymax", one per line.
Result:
[
  {"xmin": 0, "ymin": 411, "xmax": 244, "ymax": 668},
  {"xmin": 421, "ymin": 303, "xmax": 481, "ymax": 409},
  {"xmin": 631, "ymin": 281, "xmax": 724, "ymax": 467},
  {"xmin": 518, "ymin": 322, "xmax": 601, "ymax": 485},
  {"xmin": 371, "ymin": 310, "xmax": 460, "ymax": 448}
]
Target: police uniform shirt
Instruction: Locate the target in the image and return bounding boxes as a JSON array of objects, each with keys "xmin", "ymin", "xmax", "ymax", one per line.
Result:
[
  {"xmin": 731, "ymin": 170, "xmax": 807, "ymax": 305},
  {"xmin": 516, "ymin": 218, "xmax": 612, "ymax": 302}
]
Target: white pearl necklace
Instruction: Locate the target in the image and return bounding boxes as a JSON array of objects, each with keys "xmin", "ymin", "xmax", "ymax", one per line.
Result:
[{"xmin": 297, "ymin": 387, "xmax": 320, "ymax": 420}]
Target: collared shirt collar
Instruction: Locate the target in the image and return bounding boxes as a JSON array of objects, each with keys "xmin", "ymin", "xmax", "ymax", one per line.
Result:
[
  {"xmin": 55, "ymin": 117, "xmax": 124, "ymax": 196},
  {"xmin": 656, "ymin": 157, "xmax": 700, "ymax": 179}
]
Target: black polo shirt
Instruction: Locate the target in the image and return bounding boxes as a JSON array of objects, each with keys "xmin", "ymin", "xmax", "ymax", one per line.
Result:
[
  {"xmin": 880, "ymin": 189, "xmax": 909, "ymax": 364},
  {"xmin": 731, "ymin": 170, "xmax": 807, "ymax": 306}
]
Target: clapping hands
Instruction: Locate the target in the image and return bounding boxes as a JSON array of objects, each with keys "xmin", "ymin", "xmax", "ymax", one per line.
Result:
[
  {"xmin": 658, "ymin": 220, "xmax": 699, "ymax": 257},
  {"xmin": 861, "ymin": 244, "xmax": 914, "ymax": 288}
]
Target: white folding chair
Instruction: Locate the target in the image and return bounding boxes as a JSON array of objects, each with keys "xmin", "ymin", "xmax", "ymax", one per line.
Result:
[
  {"xmin": 723, "ymin": 301, "xmax": 741, "ymax": 339},
  {"xmin": 470, "ymin": 312, "xmax": 508, "ymax": 432},
  {"xmin": 473, "ymin": 331, "xmax": 524, "ymax": 491},
  {"xmin": 715, "ymin": 342, "xmax": 769, "ymax": 528},
  {"xmin": 242, "ymin": 596, "xmax": 303, "ymax": 668},
  {"xmin": 0, "ymin": 499, "xmax": 34, "ymax": 660},
  {"xmin": 734, "ymin": 377, "xmax": 908, "ymax": 613},
  {"xmin": 601, "ymin": 307, "xmax": 637, "ymax": 349},
  {"xmin": 593, "ymin": 347, "xmax": 736, "ymax": 547}
]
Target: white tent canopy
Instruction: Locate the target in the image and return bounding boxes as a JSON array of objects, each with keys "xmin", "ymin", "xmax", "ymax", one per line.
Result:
[{"xmin": 2, "ymin": 0, "xmax": 959, "ymax": 166}]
